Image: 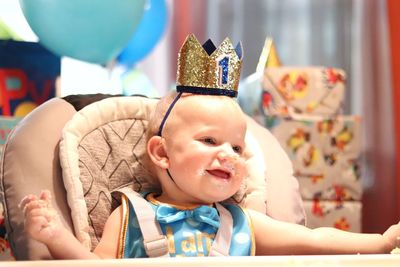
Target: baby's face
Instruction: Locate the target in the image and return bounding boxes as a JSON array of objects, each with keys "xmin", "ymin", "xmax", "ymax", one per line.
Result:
[{"xmin": 162, "ymin": 95, "xmax": 247, "ymax": 205}]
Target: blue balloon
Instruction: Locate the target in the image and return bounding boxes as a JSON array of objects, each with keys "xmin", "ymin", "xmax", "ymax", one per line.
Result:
[
  {"xmin": 19, "ymin": 0, "xmax": 146, "ymax": 64},
  {"xmin": 117, "ymin": 0, "xmax": 168, "ymax": 66}
]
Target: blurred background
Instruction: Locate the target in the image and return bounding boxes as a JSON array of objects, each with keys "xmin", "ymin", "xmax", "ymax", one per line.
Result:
[{"xmin": 0, "ymin": 0, "xmax": 399, "ymax": 241}]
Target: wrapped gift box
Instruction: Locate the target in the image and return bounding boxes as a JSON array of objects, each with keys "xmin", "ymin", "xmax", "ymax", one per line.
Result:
[
  {"xmin": 261, "ymin": 67, "xmax": 346, "ymax": 117},
  {"xmin": 266, "ymin": 115, "xmax": 362, "ymax": 200},
  {"xmin": 267, "ymin": 115, "xmax": 361, "ymax": 170},
  {"xmin": 297, "ymin": 156, "xmax": 362, "ymax": 201},
  {"xmin": 303, "ymin": 200, "xmax": 362, "ymax": 233}
]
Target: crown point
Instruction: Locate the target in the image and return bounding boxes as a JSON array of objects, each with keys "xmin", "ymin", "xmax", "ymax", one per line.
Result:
[
  {"xmin": 235, "ymin": 42, "xmax": 243, "ymax": 60},
  {"xmin": 222, "ymin": 36, "xmax": 232, "ymax": 43},
  {"xmin": 187, "ymin": 33, "xmax": 197, "ymax": 39}
]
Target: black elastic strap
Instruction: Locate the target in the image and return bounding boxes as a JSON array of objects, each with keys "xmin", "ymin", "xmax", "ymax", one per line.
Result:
[
  {"xmin": 157, "ymin": 92, "xmax": 183, "ymax": 136},
  {"xmin": 176, "ymin": 85, "xmax": 237, "ymax": 97}
]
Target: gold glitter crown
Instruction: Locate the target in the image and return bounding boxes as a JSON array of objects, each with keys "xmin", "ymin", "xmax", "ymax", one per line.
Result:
[{"xmin": 176, "ymin": 34, "xmax": 243, "ymax": 97}]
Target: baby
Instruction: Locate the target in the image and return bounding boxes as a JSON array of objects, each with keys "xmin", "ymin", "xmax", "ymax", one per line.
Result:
[{"xmin": 19, "ymin": 34, "xmax": 400, "ymax": 259}]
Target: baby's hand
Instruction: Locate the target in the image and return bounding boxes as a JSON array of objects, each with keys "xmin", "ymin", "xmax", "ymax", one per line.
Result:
[
  {"xmin": 19, "ymin": 190, "xmax": 63, "ymax": 245},
  {"xmin": 383, "ymin": 221, "xmax": 400, "ymax": 252}
]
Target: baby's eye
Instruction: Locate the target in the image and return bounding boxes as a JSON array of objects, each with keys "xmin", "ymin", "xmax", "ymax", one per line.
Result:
[
  {"xmin": 203, "ymin": 137, "xmax": 217, "ymax": 145},
  {"xmin": 232, "ymin": 145, "xmax": 243, "ymax": 154}
]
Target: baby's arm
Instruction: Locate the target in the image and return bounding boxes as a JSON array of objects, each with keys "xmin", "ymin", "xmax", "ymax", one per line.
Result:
[
  {"xmin": 19, "ymin": 191, "xmax": 101, "ymax": 259},
  {"xmin": 93, "ymin": 204, "xmax": 122, "ymax": 258},
  {"xmin": 249, "ymin": 209, "xmax": 397, "ymax": 255}
]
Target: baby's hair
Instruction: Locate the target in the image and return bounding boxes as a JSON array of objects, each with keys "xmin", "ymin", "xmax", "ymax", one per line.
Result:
[
  {"xmin": 141, "ymin": 91, "xmax": 180, "ymax": 184},
  {"xmin": 146, "ymin": 91, "xmax": 180, "ymax": 142}
]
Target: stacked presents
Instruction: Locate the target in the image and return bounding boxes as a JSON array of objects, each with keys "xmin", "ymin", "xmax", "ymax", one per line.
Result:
[{"xmin": 258, "ymin": 40, "xmax": 362, "ymax": 232}]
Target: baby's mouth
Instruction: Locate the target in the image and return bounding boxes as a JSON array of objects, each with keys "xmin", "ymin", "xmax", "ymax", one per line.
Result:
[{"xmin": 206, "ymin": 169, "xmax": 231, "ymax": 179}]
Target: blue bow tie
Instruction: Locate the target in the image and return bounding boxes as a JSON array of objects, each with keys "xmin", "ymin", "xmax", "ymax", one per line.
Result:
[{"xmin": 155, "ymin": 205, "xmax": 220, "ymax": 228}]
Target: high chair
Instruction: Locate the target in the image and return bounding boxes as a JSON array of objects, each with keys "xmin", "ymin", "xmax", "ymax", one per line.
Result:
[{"xmin": 0, "ymin": 94, "xmax": 305, "ymax": 260}]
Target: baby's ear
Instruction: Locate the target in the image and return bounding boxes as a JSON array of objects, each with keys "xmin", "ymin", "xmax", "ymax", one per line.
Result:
[{"xmin": 147, "ymin": 136, "xmax": 169, "ymax": 169}]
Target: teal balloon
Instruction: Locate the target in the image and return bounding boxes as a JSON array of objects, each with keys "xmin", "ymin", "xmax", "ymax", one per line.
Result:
[
  {"xmin": 19, "ymin": 0, "xmax": 145, "ymax": 64},
  {"xmin": 117, "ymin": 0, "xmax": 167, "ymax": 66}
]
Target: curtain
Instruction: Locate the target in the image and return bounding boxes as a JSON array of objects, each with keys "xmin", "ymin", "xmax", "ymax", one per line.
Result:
[
  {"xmin": 387, "ymin": 0, "xmax": 400, "ymax": 220},
  {"xmin": 352, "ymin": 0, "xmax": 398, "ymax": 233},
  {"xmin": 351, "ymin": 0, "xmax": 398, "ymax": 232}
]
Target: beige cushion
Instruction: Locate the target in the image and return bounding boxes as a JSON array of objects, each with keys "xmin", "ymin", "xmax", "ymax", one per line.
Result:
[
  {"xmin": 0, "ymin": 98, "xmax": 76, "ymax": 260},
  {"xmin": 60, "ymin": 96, "xmax": 305, "ymax": 250},
  {"xmin": 246, "ymin": 115, "xmax": 306, "ymax": 225}
]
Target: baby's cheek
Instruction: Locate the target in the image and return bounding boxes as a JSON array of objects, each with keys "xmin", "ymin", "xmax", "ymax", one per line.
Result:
[{"xmin": 233, "ymin": 157, "xmax": 247, "ymax": 179}]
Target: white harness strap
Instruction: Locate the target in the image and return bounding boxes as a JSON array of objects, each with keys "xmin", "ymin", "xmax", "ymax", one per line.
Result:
[
  {"xmin": 119, "ymin": 187, "xmax": 169, "ymax": 257},
  {"xmin": 209, "ymin": 203, "xmax": 233, "ymax": 256},
  {"xmin": 120, "ymin": 188, "xmax": 233, "ymax": 257}
]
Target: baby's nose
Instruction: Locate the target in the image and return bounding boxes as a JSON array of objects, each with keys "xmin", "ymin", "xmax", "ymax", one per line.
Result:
[
  {"xmin": 217, "ymin": 149, "xmax": 237, "ymax": 162},
  {"xmin": 216, "ymin": 150, "xmax": 238, "ymax": 174}
]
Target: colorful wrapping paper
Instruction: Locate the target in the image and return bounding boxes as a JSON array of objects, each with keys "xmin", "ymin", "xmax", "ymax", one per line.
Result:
[
  {"xmin": 266, "ymin": 115, "xmax": 362, "ymax": 201},
  {"xmin": 303, "ymin": 200, "xmax": 362, "ymax": 233},
  {"xmin": 297, "ymin": 158, "xmax": 361, "ymax": 201},
  {"xmin": 261, "ymin": 67, "xmax": 346, "ymax": 117},
  {"xmin": 256, "ymin": 60, "xmax": 362, "ymax": 231},
  {"xmin": 0, "ymin": 40, "xmax": 60, "ymax": 116}
]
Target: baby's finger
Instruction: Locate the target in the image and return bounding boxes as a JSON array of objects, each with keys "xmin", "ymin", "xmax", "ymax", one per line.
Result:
[
  {"xmin": 18, "ymin": 194, "xmax": 38, "ymax": 209},
  {"xmin": 31, "ymin": 206, "xmax": 59, "ymax": 219},
  {"xmin": 26, "ymin": 207, "xmax": 53, "ymax": 219},
  {"xmin": 39, "ymin": 190, "xmax": 52, "ymax": 202},
  {"xmin": 23, "ymin": 200, "xmax": 49, "ymax": 216},
  {"xmin": 40, "ymin": 190, "xmax": 53, "ymax": 208}
]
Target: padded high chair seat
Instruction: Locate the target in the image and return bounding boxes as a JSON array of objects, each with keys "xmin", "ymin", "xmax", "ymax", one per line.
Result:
[{"xmin": 0, "ymin": 95, "xmax": 305, "ymax": 260}]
